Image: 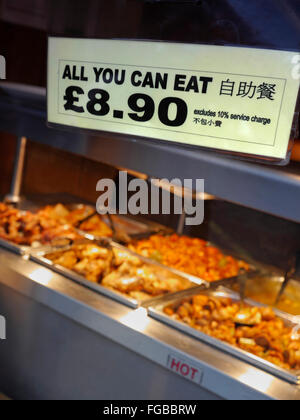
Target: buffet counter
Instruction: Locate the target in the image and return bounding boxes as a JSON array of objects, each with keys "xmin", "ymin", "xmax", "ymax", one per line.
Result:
[
  {"xmin": 0, "ymin": 247, "xmax": 299, "ymax": 400},
  {"xmin": 0, "ymin": 82, "xmax": 299, "ymax": 401}
]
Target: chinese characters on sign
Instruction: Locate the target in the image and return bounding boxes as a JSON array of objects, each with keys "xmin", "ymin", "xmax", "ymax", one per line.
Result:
[
  {"xmin": 192, "ymin": 78, "xmax": 278, "ymax": 129},
  {"xmin": 220, "ymin": 79, "xmax": 276, "ymax": 100},
  {"xmin": 193, "ymin": 118, "xmax": 223, "ymax": 127}
]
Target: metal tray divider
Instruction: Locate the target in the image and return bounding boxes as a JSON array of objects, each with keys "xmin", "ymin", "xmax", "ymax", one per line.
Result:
[{"xmin": 0, "ymin": 238, "xmax": 29, "ymax": 256}]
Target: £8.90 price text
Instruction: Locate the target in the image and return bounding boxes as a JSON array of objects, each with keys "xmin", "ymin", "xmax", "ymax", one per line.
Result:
[{"xmin": 64, "ymin": 86, "xmax": 189, "ymax": 127}]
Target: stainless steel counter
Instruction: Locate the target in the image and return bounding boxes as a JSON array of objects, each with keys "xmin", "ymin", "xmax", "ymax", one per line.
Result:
[{"xmin": 0, "ymin": 247, "xmax": 299, "ymax": 400}]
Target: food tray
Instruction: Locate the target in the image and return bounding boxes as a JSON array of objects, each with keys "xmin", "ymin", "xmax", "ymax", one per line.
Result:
[
  {"xmin": 229, "ymin": 274, "xmax": 300, "ymax": 317},
  {"xmin": 0, "ymin": 202, "xmax": 86, "ymax": 255},
  {"xmin": 29, "ymin": 240, "xmax": 207, "ymax": 309},
  {"xmin": 148, "ymin": 288, "xmax": 300, "ymax": 384},
  {"xmin": 0, "ymin": 200, "xmax": 171, "ymax": 255},
  {"xmin": 126, "ymin": 232, "xmax": 257, "ymax": 290}
]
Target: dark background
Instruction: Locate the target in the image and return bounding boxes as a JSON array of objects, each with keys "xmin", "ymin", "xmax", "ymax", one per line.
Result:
[{"xmin": 0, "ymin": 0, "xmax": 299, "ymax": 87}]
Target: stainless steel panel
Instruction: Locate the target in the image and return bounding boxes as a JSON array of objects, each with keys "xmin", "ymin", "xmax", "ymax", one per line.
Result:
[{"xmin": 0, "ymin": 282, "xmax": 220, "ymax": 400}]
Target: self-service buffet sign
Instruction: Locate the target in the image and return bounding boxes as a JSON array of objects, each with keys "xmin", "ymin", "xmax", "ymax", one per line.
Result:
[{"xmin": 47, "ymin": 37, "xmax": 300, "ymax": 163}]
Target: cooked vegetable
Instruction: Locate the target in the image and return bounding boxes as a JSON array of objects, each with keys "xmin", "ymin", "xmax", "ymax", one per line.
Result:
[{"xmin": 130, "ymin": 234, "xmax": 249, "ymax": 282}]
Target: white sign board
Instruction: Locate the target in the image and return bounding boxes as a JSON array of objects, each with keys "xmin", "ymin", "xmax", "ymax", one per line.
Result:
[{"xmin": 48, "ymin": 38, "xmax": 300, "ymax": 162}]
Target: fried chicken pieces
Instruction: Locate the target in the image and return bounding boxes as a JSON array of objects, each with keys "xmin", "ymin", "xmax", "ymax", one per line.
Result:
[
  {"xmin": 164, "ymin": 294, "xmax": 300, "ymax": 371},
  {"xmin": 38, "ymin": 204, "xmax": 113, "ymax": 238},
  {"xmin": 46, "ymin": 244, "xmax": 113, "ymax": 283},
  {"xmin": 0, "ymin": 203, "xmax": 78, "ymax": 246},
  {"xmin": 0, "ymin": 203, "xmax": 113, "ymax": 246},
  {"xmin": 45, "ymin": 244, "xmax": 193, "ymax": 301}
]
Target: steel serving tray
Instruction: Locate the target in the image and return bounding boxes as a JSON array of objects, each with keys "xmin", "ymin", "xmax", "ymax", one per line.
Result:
[
  {"xmin": 229, "ymin": 274, "xmax": 300, "ymax": 317},
  {"xmin": 148, "ymin": 288, "xmax": 300, "ymax": 385},
  {"xmin": 29, "ymin": 251, "xmax": 140, "ymax": 309},
  {"xmin": 0, "ymin": 237, "xmax": 28, "ymax": 256},
  {"xmin": 29, "ymin": 239, "xmax": 206, "ymax": 309},
  {"xmin": 126, "ymin": 232, "xmax": 257, "ymax": 291}
]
